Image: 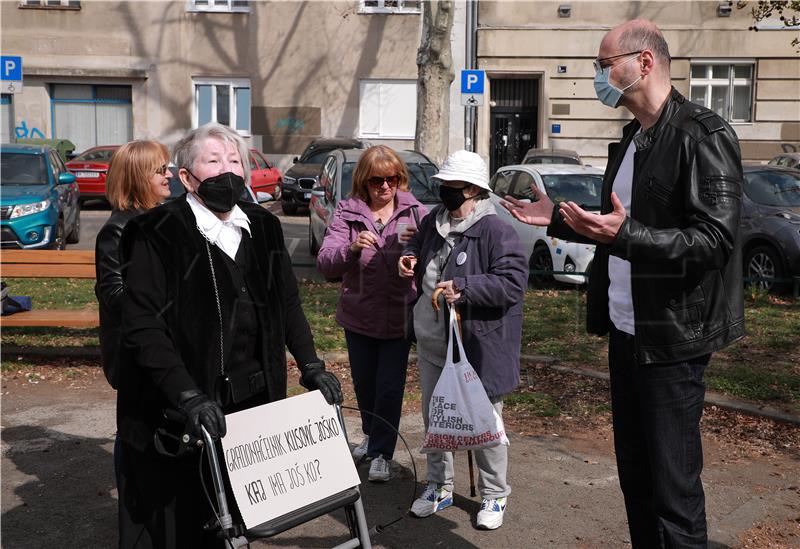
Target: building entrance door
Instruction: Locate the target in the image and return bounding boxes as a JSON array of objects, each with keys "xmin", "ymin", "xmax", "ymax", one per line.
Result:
[{"xmin": 489, "ymin": 78, "xmax": 538, "ymax": 174}]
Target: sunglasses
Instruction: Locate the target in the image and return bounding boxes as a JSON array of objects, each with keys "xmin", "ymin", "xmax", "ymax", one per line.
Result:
[
  {"xmin": 592, "ymin": 50, "xmax": 642, "ymax": 72},
  {"xmin": 367, "ymin": 174, "xmax": 400, "ymax": 188},
  {"xmin": 154, "ymin": 164, "xmax": 169, "ymax": 176}
]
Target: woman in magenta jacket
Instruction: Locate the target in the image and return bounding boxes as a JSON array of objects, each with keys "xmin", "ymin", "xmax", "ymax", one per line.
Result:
[{"xmin": 317, "ymin": 145, "xmax": 427, "ymax": 482}]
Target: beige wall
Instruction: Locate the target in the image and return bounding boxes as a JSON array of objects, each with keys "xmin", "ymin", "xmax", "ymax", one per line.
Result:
[
  {"xmin": 476, "ymin": 1, "xmax": 800, "ymax": 165},
  {"xmin": 0, "ymin": 1, "xmax": 427, "ymax": 167}
]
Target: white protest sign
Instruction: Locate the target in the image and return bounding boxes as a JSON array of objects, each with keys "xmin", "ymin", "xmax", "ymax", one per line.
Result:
[{"xmin": 221, "ymin": 390, "xmax": 360, "ymax": 529}]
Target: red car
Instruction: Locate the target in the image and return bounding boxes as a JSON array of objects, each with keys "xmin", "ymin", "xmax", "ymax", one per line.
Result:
[
  {"xmin": 248, "ymin": 148, "xmax": 282, "ymax": 200},
  {"xmin": 65, "ymin": 145, "xmax": 119, "ymax": 203}
]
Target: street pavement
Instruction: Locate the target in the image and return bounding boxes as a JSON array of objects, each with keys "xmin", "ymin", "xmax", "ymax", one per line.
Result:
[{"xmin": 1, "ymin": 370, "xmax": 797, "ymax": 549}]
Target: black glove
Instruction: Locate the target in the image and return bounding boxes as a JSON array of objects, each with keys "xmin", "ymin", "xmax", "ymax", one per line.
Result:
[
  {"xmin": 177, "ymin": 390, "xmax": 227, "ymax": 440},
  {"xmin": 300, "ymin": 362, "xmax": 343, "ymax": 405}
]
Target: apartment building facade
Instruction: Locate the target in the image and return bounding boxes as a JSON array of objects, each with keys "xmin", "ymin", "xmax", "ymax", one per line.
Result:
[{"xmin": 2, "ymin": 1, "xmax": 796, "ymax": 170}]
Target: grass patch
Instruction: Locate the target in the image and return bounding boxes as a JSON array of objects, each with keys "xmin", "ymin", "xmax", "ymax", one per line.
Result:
[
  {"xmin": 3, "ymin": 278, "xmax": 97, "ymax": 309},
  {"xmin": 2, "ymin": 278, "xmax": 798, "ymax": 411},
  {"xmin": 505, "ymin": 391, "xmax": 561, "ymax": 417}
]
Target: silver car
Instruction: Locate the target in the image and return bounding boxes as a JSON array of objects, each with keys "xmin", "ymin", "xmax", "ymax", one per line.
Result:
[{"xmin": 488, "ymin": 164, "xmax": 604, "ymax": 285}]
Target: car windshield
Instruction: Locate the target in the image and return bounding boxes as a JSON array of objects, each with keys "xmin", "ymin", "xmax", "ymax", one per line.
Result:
[
  {"xmin": 525, "ymin": 156, "xmax": 580, "ymax": 165},
  {"xmin": 744, "ymin": 170, "xmax": 800, "ymax": 207},
  {"xmin": 302, "ymin": 149, "xmax": 335, "ymax": 164},
  {"xmin": 339, "ymin": 162, "xmax": 440, "ymax": 204},
  {"xmin": 0, "ymin": 152, "xmax": 48, "ymax": 186},
  {"xmin": 540, "ymin": 174, "xmax": 603, "ymax": 209},
  {"xmin": 341, "ymin": 163, "xmax": 356, "ymax": 197},
  {"xmin": 74, "ymin": 148, "xmax": 115, "ymax": 163},
  {"xmin": 407, "ymin": 163, "xmax": 440, "ymax": 203}
]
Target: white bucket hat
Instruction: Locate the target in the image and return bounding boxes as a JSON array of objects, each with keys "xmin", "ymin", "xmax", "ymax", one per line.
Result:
[{"xmin": 432, "ymin": 150, "xmax": 491, "ymax": 191}]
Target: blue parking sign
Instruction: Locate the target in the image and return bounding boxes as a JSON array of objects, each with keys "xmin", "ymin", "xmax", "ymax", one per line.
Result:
[
  {"xmin": 1, "ymin": 56, "xmax": 22, "ymax": 81},
  {"xmin": 461, "ymin": 70, "xmax": 485, "ymax": 94}
]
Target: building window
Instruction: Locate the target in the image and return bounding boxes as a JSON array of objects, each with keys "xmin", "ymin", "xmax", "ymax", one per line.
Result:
[
  {"xmin": 359, "ymin": 0, "xmax": 421, "ymax": 14},
  {"xmin": 359, "ymin": 79, "xmax": 417, "ymax": 139},
  {"xmin": 186, "ymin": 0, "xmax": 250, "ymax": 13},
  {"xmin": 193, "ymin": 78, "xmax": 251, "ymax": 134},
  {"xmin": 51, "ymin": 84, "xmax": 132, "ymax": 153},
  {"xmin": 19, "ymin": 0, "xmax": 80, "ymax": 8},
  {"xmin": 690, "ymin": 63, "xmax": 754, "ymax": 123}
]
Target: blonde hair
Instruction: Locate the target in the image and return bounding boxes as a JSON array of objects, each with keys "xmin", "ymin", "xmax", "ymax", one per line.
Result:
[
  {"xmin": 106, "ymin": 140, "xmax": 169, "ymax": 211},
  {"xmin": 350, "ymin": 145, "xmax": 409, "ymax": 204}
]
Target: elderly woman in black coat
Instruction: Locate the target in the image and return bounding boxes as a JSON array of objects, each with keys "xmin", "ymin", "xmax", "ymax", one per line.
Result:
[{"xmin": 117, "ymin": 123, "xmax": 342, "ymax": 548}]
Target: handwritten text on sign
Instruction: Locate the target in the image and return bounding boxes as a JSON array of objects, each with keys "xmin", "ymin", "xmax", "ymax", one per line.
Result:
[{"xmin": 222, "ymin": 391, "xmax": 360, "ymax": 529}]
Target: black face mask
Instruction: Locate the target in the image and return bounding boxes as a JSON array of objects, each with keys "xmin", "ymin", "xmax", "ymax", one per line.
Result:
[
  {"xmin": 439, "ymin": 184, "xmax": 469, "ymax": 211},
  {"xmin": 188, "ymin": 170, "xmax": 245, "ymax": 213}
]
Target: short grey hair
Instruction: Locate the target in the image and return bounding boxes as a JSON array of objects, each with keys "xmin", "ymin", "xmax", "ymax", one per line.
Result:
[
  {"xmin": 619, "ymin": 25, "xmax": 671, "ymax": 68},
  {"xmin": 173, "ymin": 123, "xmax": 251, "ymax": 184}
]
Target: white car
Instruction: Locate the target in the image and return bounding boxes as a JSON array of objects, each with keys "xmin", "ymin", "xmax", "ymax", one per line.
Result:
[{"xmin": 488, "ymin": 164, "xmax": 604, "ymax": 285}]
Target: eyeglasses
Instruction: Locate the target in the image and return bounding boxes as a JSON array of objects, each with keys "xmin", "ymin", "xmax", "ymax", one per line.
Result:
[
  {"xmin": 154, "ymin": 164, "xmax": 169, "ymax": 175},
  {"xmin": 367, "ymin": 174, "xmax": 400, "ymax": 188},
  {"xmin": 592, "ymin": 50, "xmax": 642, "ymax": 72}
]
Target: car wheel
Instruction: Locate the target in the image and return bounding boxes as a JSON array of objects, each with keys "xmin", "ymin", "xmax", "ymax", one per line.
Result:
[
  {"xmin": 282, "ymin": 201, "xmax": 297, "ymax": 216},
  {"xmin": 529, "ymin": 244, "xmax": 554, "ymax": 287},
  {"xmin": 745, "ymin": 244, "xmax": 785, "ymax": 292},
  {"xmin": 52, "ymin": 219, "xmax": 66, "ymax": 250},
  {"xmin": 66, "ymin": 206, "xmax": 81, "ymax": 244},
  {"xmin": 308, "ymin": 222, "xmax": 320, "ymax": 256}
]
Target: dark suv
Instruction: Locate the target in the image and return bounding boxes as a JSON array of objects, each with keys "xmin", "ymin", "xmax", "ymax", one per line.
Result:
[{"xmin": 281, "ymin": 138, "xmax": 370, "ymax": 215}]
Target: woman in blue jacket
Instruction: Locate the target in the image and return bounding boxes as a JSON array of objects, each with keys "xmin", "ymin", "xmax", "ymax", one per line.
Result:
[{"xmin": 399, "ymin": 150, "xmax": 527, "ymax": 530}]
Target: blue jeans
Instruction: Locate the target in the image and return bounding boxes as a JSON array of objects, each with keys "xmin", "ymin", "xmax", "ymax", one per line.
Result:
[
  {"xmin": 609, "ymin": 327, "xmax": 710, "ymax": 549},
  {"xmin": 345, "ymin": 330, "xmax": 410, "ymax": 460}
]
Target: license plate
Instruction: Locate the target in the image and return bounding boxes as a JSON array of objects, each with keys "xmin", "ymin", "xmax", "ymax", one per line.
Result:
[
  {"xmin": 304, "ymin": 192, "xmax": 311, "ymax": 199},
  {"xmin": 76, "ymin": 171, "xmax": 100, "ymax": 178}
]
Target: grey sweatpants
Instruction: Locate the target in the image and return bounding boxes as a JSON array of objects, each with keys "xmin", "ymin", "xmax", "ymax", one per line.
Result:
[{"xmin": 418, "ymin": 353, "xmax": 511, "ymax": 499}]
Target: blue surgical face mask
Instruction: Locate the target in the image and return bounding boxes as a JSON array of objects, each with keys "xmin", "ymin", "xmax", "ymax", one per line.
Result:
[{"xmin": 594, "ymin": 54, "xmax": 642, "ymax": 108}]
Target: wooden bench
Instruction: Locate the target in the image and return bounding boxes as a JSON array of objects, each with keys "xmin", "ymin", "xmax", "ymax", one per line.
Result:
[{"xmin": 1, "ymin": 249, "xmax": 99, "ymax": 328}]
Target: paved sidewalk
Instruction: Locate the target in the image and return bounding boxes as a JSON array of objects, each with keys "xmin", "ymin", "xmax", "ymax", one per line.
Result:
[{"xmin": 1, "ymin": 372, "xmax": 798, "ymax": 548}]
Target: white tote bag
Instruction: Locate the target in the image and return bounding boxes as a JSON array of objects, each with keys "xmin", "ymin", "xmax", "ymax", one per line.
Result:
[{"xmin": 421, "ymin": 305, "xmax": 509, "ymax": 453}]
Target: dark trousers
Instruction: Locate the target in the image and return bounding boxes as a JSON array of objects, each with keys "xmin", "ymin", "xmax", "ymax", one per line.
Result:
[
  {"xmin": 609, "ymin": 327, "xmax": 710, "ymax": 549},
  {"xmin": 345, "ymin": 330, "xmax": 411, "ymax": 460}
]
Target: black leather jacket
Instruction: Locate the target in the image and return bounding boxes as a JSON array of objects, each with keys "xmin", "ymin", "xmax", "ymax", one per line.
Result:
[
  {"xmin": 549, "ymin": 88, "xmax": 745, "ymax": 364},
  {"xmin": 95, "ymin": 208, "xmax": 141, "ymax": 388}
]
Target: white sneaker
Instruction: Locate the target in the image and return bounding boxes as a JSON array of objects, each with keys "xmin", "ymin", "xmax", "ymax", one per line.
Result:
[
  {"xmin": 368, "ymin": 455, "xmax": 391, "ymax": 482},
  {"xmin": 409, "ymin": 483, "xmax": 453, "ymax": 518},
  {"xmin": 476, "ymin": 497, "xmax": 507, "ymax": 530},
  {"xmin": 352, "ymin": 436, "xmax": 369, "ymax": 461}
]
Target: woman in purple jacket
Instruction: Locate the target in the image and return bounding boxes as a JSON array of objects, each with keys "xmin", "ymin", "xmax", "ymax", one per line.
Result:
[
  {"xmin": 317, "ymin": 145, "xmax": 426, "ymax": 482},
  {"xmin": 399, "ymin": 150, "xmax": 527, "ymax": 530}
]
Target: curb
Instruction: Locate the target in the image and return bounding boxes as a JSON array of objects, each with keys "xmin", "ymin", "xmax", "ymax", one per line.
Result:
[
  {"xmin": 5, "ymin": 346, "xmax": 798, "ymax": 425},
  {"xmin": 519, "ymin": 355, "xmax": 800, "ymax": 426}
]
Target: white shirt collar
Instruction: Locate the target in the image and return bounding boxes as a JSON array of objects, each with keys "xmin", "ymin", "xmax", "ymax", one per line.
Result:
[{"xmin": 186, "ymin": 192, "xmax": 251, "ymax": 254}]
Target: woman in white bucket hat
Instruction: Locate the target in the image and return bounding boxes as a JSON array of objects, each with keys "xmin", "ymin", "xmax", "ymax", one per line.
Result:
[{"xmin": 399, "ymin": 150, "xmax": 527, "ymax": 530}]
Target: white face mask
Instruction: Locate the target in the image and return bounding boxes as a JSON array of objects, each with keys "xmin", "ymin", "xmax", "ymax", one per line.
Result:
[{"xmin": 593, "ymin": 53, "xmax": 642, "ymax": 108}]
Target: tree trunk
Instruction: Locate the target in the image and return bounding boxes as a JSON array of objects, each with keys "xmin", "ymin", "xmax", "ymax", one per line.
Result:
[{"xmin": 415, "ymin": 0, "xmax": 455, "ymax": 167}]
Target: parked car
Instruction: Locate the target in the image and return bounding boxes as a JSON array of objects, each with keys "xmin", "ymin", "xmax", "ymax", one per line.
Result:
[
  {"xmin": 282, "ymin": 138, "xmax": 370, "ymax": 215},
  {"xmin": 522, "ymin": 148, "xmax": 583, "ymax": 166},
  {"xmin": 767, "ymin": 152, "xmax": 800, "ymax": 171},
  {"xmin": 307, "ymin": 149, "xmax": 440, "ymax": 255},
  {"xmin": 488, "ymin": 163, "xmax": 603, "ymax": 285},
  {"xmin": 741, "ymin": 164, "xmax": 800, "ymax": 291},
  {"xmin": 1, "ymin": 143, "xmax": 81, "ymax": 249},
  {"xmin": 65, "ymin": 145, "xmax": 119, "ymax": 203},
  {"xmin": 248, "ymin": 148, "xmax": 282, "ymax": 200}
]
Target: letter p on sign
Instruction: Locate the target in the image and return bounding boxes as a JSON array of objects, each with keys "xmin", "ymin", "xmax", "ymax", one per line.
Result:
[
  {"xmin": 460, "ymin": 70, "xmax": 484, "ymax": 95},
  {"xmin": 1, "ymin": 56, "xmax": 22, "ymax": 81}
]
